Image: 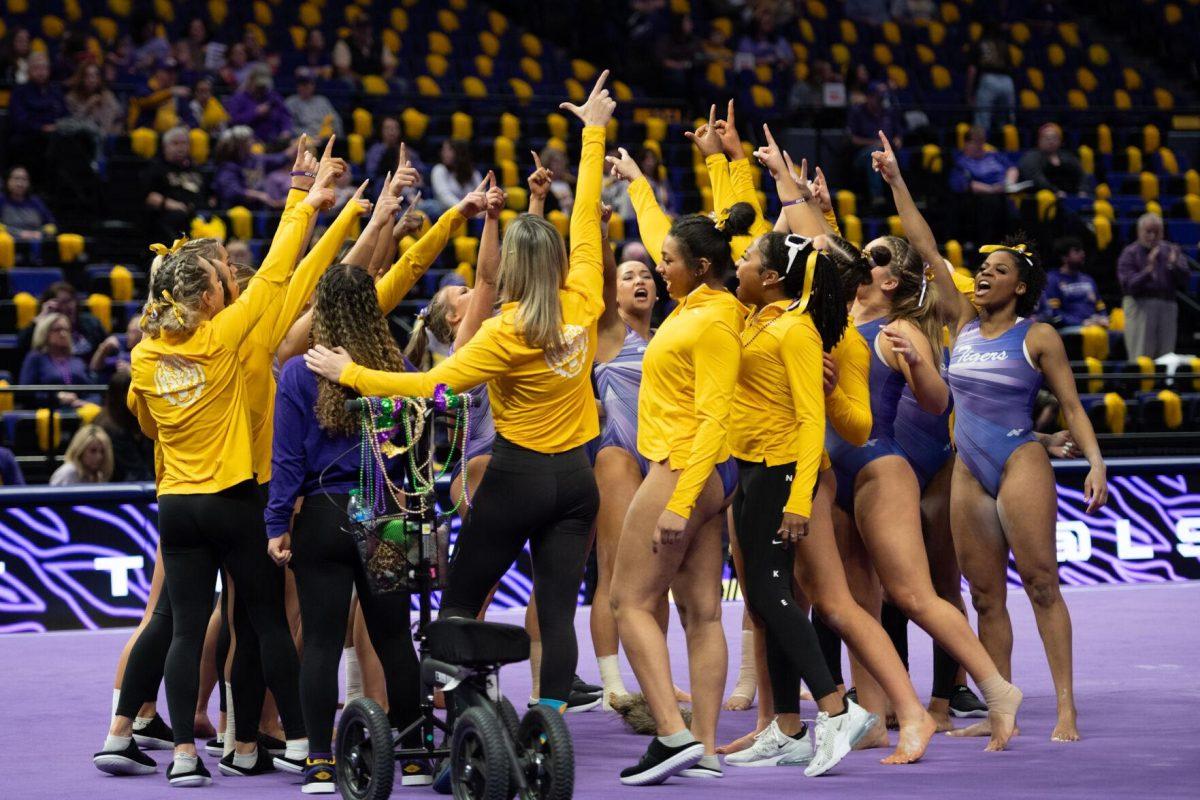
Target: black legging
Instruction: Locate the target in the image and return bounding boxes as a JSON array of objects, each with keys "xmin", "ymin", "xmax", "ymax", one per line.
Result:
[
  {"xmin": 813, "ymin": 612, "xmax": 844, "ymax": 687},
  {"xmin": 289, "ymin": 494, "xmax": 421, "ymax": 755},
  {"xmin": 216, "ymin": 589, "xmax": 230, "ymax": 714},
  {"xmin": 734, "ymin": 459, "xmax": 837, "ymax": 715},
  {"xmin": 440, "ymin": 435, "xmax": 599, "ymax": 704},
  {"xmin": 158, "ymin": 480, "xmax": 304, "ymax": 746},
  {"xmin": 115, "ymin": 584, "xmax": 172, "ymax": 719}
]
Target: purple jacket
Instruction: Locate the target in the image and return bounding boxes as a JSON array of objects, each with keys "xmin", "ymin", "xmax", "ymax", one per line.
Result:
[
  {"xmin": 10, "ymin": 81, "xmax": 66, "ymax": 135},
  {"xmin": 1117, "ymin": 242, "xmax": 1192, "ymax": 301},
  {"xmin": 225, "ymin": 90, "xmax": 293, "ymax": 142}
]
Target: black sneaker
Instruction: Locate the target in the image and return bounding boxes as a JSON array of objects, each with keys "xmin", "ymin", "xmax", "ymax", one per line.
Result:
[
  {"xmin": 94, "ymin": 739, "xmax": 157, "ymax": 775},
  {"xmin": 949, "ymin": 684, "xmax": 988, "ymax": 718},
  {"xmin": 218, "ymin": 747, "xmax": 276, "ymax": 776},
  {"xmin": 273, "ymin": 753, "xmax": 307, "ymax": 774},
  {"xmin": 203, "ymin": 737, "xmax": 224, "ymax": 757},
  {"xmin": 679, "ymin": 760, "xmax": 724, "ymax": 779},
  {"xmin": 845, "ymin": 687, "xmax": 857, "ymax": 705},
  {"xmin": 619, "ymin": 738, "xmax": 705, "ymax": 786},
  {"xmin": 301, "ymin": 757, "xmax": 336, "ymax": 795},
  {"xmin": 132, "ymin": 714, "xmax": 174, "ymax": 750},
  {"xmin": 400, "ymin": 758, "xmax": 433, "ymax": 786},
  {"xmin": 166, "ymin": 757, "xmax": 212, "ymax": 787},
  {"xmin": 573, "ymin": 674, "xmax": 603, "ymax": 696},
  {"xmin": 257, "ymin": 733, "xmax": 286, "ymax": 756}
]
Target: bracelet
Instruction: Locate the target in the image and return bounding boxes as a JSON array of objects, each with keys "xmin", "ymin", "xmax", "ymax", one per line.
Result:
[
  {"xmin": 289, "ymin": 185, "xmax": 310, "ymax": 193},
  {"xmin": 290, "ymin": 170, "xmax": 317, "ymax": 177},
  {"xmin": 781, "ymin": 197, "xmax": 808, "ymax": 207}
]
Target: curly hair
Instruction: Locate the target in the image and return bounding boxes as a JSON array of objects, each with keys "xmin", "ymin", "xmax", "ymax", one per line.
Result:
[
  {"xmin": 140, "ymin": 249, "xmax": 216, "ymax": 338},
  {"xmin": 311, "ymin": 263, "xmax": 407, "ymax": 436}
]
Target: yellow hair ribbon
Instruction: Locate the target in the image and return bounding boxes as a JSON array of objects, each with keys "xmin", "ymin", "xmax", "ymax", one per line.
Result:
[
  {"xmin": 147, "ymin": 236, "xmax": 189, "ymax": 258},
  {"xmin": 160, "ymin": 290, "xmax": 186, "ymax": 325},
  {"xmin": 792, "ymin": 250, "xmax": 818, "ymax": 313},
  {"xmin": 979, "ymin": 242, "xmax": 1034, "ymax": 267},
  {"xmin": 711, "ymin": 206, "xmax": 731, "ymax": 232}
]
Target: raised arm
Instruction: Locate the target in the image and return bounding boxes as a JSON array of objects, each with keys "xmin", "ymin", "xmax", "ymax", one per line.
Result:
[
  {"xmin": 608, "ymin": 147, "xmax": 666, "ymax": 264},
  {"xmin": 527, "ymin": 151, "xmax": 552, "ymax": 218},
  {"xmin": 873, "ymin": 130, "xmax": 975, "ymax": 332},
  {"xmin": 755, "ymin": 125, "xmax": 827, "ymax": 237},
  {"xmin": 455, "ymin": 176, "xmax": 505, "ymax": 349},
  {"xmin": 597, "ymin": 204, "xmax": 622, "ymax": 333},
  {"xmin": 560, "ymin": 69, "xmax": 616, "ymax": 323}
]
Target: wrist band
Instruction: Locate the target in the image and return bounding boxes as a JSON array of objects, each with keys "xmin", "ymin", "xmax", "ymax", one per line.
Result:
[
  {"xmin": 781, "ymin": 197, "xmax": 808, "ymax": 207},
  {"xmin": 290, "ymin": 170, "xmax": 316, "ymax": 177},
  {"xmin": 289, "ymin": 185, "xmax": 310, "ymax": 193}
]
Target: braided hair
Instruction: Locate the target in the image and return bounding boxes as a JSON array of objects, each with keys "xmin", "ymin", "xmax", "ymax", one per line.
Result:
[
  {"xmin": 818, "ymin": 233, "xmax": 872, "ymax": 301},
  {"xmin": 757, "ymin": 233, "xmax": 847, "ymax": 352},
  {"xmin": 312, "ymin": 263, "xmax": 408, "ymax": 435},
  {"xmin": 667, "ymin": 202, "xmax": 756, "ymax": 280},
  {"xmin": 874, "ymin": 235, "xmax": 943, "ymax": 363},
  {"xmin": 140, "ymin": 249, "xmax": 217, "ymax": 338}
]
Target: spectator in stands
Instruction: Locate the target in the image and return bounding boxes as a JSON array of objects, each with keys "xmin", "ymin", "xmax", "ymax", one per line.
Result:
[
  {"xmin": 169, "ymin": 39, "xmax": 202, "ymax": 87},
  {"xmin": 18, "ymin": 282, "xmax": 106, "ymax": 361},
  {"xmin": 96, "ymin": 372, "xmax": 154, "ymax": 482},
  {"xmin": 64, "ymin": 63, "xmax": 123, "ymax": 136},
  {"xmin": 1118, "ymin": 213, "xmax": 1192, "ymax": 359},
  {"xmin": 19, "ymin": 312, "xmax": 96, "ymax": 408},
  {"xmin": 0, "ymin": 446, "xmax": 25, "ymax": 486},
  {"xmin": 540, "ymin": 144, "xmax": 576, "ymax": 216},
  {"xmin": 89, "ymin": 317, "xmax": 141, "ymax": 385},
  {"xmin": 659, "ymin": 15, "xmax": 699, "ymax": 99},
  {"xmin": 212, "ymin": 125, "xmax": 289, "ymax": 209},
  {"xmin": 333, "ymin": 16, "xmax": 398, "ymax": 88},
  {"xmin": 638, "ymin": 147, "xmax": 671, "ymax": 214},
  {"xmin": 129, "ymin": 12, "xmax": 170, "ymax": 74},
  {"xmin": 182, "ymin": 18, "xmax": 216, "ymax": 72},
  {"xmin": 788, "ymin": 59, "xmax": 835, "ymax": 117},
  {"xmin": 365, "ymin": 116, "xmax": 404, "ymax": 181},
  {"xmin": 225, "ymin": 239, "xmax": 253, "ymax": 267},
  {"xmin": 734, "ymin": 13, "xmax": 793, "ymax": 75},
  {"xmin": 602, "ymin": 147, "xmax": 635, "ymax": 222},
  {"xmin": 0, "ymin": 166, "xmax": 56, "ymax": 242},
  {"xmin": 126, "ymin": 58, "xmax": 187, "ymax": 132},
  {"xmin": 181, "ymin": 76, "xmax": 228, "ymax": 132},
  {"xmin": 1041, "ymin": 236, "xmax": 1108, "ymax": 328},
  {"xmin": 431, "ymin": 140, "xmax": 483, "ymax": 213},
  {"xmin": 286, "ymin": 68, "xmax": 343, "ymax": 139},
  {"xmin": 49, "ymin": 424, "xmax": 114, "ymax": 485},
  {"xmin": 966, "ymin": 22, "xmax": 1016, "ymax": 133},
  {"xmin": 8, "ymin": 52, "xmax": 66, "ymax": 176},
  {"xmin": 699, "ymin": 21, "xmax": 734, "ymax": 72},
  {"xmin": 294, "ymin": 29, "xmax": 334, "ymax": 79},
  {"xmin": 217, "ymin": 42, "xmax": 256, "ymax": 89},
  {"xmin": 950, "ymin": 125, "xmax": 1018, "ymax": 246},
  {"xmin": 848, "ymin": 81, "xmax": 903, "ymax": 209},
  {"xmin": 892, "ymin": 0, "xmax": 936, "ymax": 22},
  {"xmin": 226, "ymin": 65, "xmax": 292, "ymax": 145},
  {"xmin": 0, "ymin": 26, "xmax": 32, "ymax": 84},
  {"xmin": 142, "ymin": 126, "xmax": 210, "ymax": 243},
  {"xmin": 1018, "ymin": 123, "xmax": 1086, "ymax": 197}
]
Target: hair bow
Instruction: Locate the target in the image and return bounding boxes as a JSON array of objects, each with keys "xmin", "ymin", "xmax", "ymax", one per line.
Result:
[
  {"xmin": 148, "ymin": 236, "xmax": 189, "ymax": 258},
  {"xmin": 711, "ymin": 206, "xmax": 730, "ymax": 232},
  {"xmin": 979, "ymin": 243, "xmax": 1034, "ymax": 268},
  {"xmin": 160, "ymin": 290, "xmax": 186, "ymax": 325}
]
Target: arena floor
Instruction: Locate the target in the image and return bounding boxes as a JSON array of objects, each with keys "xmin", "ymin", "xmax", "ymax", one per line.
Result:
[{"xmin": 4, "ymin": 582, "xmax": 1197, "ymax": 799}]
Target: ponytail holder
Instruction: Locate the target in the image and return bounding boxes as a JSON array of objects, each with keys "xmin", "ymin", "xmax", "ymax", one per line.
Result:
[
  {"xmin": 416, "ymin": 304, "xmax": 430, "ymax": 321},
  {"xmin": 917, "ymin": 270, "xmax": 929, "ymax": 308},
  {"xmin": 979, "ymin": 242, "xmax": 1034, "ymax": 268},
  {"xmin": 783, "ymin": 234, "xmax": 817, "ymax": 313},
  {"xmin": 148, "ymin": 235, "xmax": 189, "ymax": 258},
  {"xmin": 711, "ymin": 206, "xmax": 731, "ymax": 232},
  {"xmin": 160, "ymin": 290, "xmax": 186, "ymax": 325}
]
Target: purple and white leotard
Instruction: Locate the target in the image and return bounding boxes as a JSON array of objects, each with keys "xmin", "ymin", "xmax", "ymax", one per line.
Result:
[{"xmin": 593, "ymin": 324, "xmax": 651, "ymax": 476}]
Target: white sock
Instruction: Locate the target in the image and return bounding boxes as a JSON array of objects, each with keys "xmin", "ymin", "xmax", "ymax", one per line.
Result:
[
  {"xmin": 133, "ymin": 715, "xmax": 155, "ymax": 730},
  {"xmin": 285, "ymin": 738, "xmax": 309, "ymax": 761},
  {"xmin": 658, "ymin": 729, "xmax": 696, "ymax": 747},
  {"xmin": 223, "ymin": 684, "xmax": 236, "ymax": 758},
  {"xmin": 529, "ymin": 641, "xmax": 542, "ymax": 700},
  {"xmin": 344, "ymin": 646, "xmax": 363, "ymax": 703},
  {"xmin": 104, "ymin": 734, "xmax": 131, "ymax": 752},
  {"xmin": 695, "ymin": 754, "xmax": 720, "ymax": 770},
  {"xmin": 232, "ymin": 747, "xmax": 258, "ymax": 768},
  {"xmin": 597, "ymin": 655, "xmax": 628, "ymax": 698},
  {"xmin": 111, "ymin": 688, "xmax": 120, "ymax": 720},
  {"xmin": 173, "ymin": 752, "xmax": 198, "ymax": 773}
]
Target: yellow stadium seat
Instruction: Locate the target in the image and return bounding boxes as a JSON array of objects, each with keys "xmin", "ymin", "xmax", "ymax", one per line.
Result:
[
  {"xmin": 488, "ymin": 9, "xmax": 508, "ymax": 36},
  {"xmin": 344, "ymin": 3, "xmax": 364, "ymax": 24},
  {"xmin": 1145, "ymin": 200, "xmax": 1163, "ymax": 218},
  {"xmin": 429, "ymin": 31, "xmax": 452, "ymax": 56},
  {"xmin": 547, "ymin": 210, "xmax": 569, "ymax": 238},
  {"xmin": 612, "ymin": 80, "xmax": 633, "ymax": 103},
  {"xmin": 106, "ymin": 0, "xmax": 129, "ymax": 14},
  {"xmin": 1076, "ymin": 67, "xmax": 1097, "ymax": 93},
  {"xmin": 1058, "ymin": 22, "xmax": 1081, "ymax": 47},
  {"xmin": 546, "ymin": 113, "xmax": 568, "ymax": 141},
  {"xmin": 287, "ymin": 26, "xmax": 305, "ymax": 51},
  {"xmin": 499, "ymin": 112, "xmax": 520, "ymax": 143},
  {"xmin": 498, "ymin": 208, "xmax": 518, "ymax": 236},
  {"xmin": 641, "ymin": 140, "xmax": 662, "ymax": 160},
  {"xmin": 58, "ymin": 233, "xmax": 84, "ymax": 264},
  {"xmin": 1008, "ymin": 44, "xmax": 1024, "ymax": 68},
  {"xmin": 451, "ymin": 237, "xmax": 478, "ymax": 266},
  {"xmin": 416, "ymin": 76, "xmax": 441, "ymax": 97},
  {"xmin": 392, "ymin": 9, "xmax": 409, "ymax": 31},
  {"xmin": 941, "ymin": 1, "xmax": 961, "ymax": 24},
  {"xmin": 1154, "ymin": 88, "xmax": 1174, "ymax": 109},
  {"xmin": 35, "ymin": 407, "xmax": 52, "ymax": 452},
  {"xmin": 1011, "ymin": 22, "xmax": 1030, "ymax": 44},
  {"xmin": 188, "ymin": 127, "xmax": 209, "ymax": 165},
  {"xmin": 1093, "ymin": 214, "xmax": 1112, "ymax": 250},
  {"xmin": 190, "ymin": 215, "xmax": 225, "ymax": 242},
  {"xmin": 493, "ymin": 136, "xmax": 515, "ymax": 165},
  {"xmin": 1183, "ymin": 193, "xmax": 1200, "ymax": 222},
  {"xmin": 1078, "ymin": 144, "xmax": 1094, "ymax": 175},
  {"xmin": 931, "ymin": 65, "xmax": 951, "ymax": 90},
  {"xmin": 755, "ymin": 63, "xmax": 773, "ymax": 84},
  {"xmin": 0, "ymin": 379, "xmax": 11, "ymax": 414},
  {"xmin": 1088, "ymin": 43, "xmax": 1110, "ymax": 68},
  {"xmin": 883, "ymin": 21, "xmax": 901, "ymax": 44},
  {"xmin": 886, "ymin": 64, "xmax": 908, "ymax": 89},
  {"xmin": 451, "ymin": 112, "xmax": 472, "ymax": 141},
  {"xmin": 1165, "ymin": 3, "xmax": 1183, "ymax": 24},
  {"xmin": 297, "ymin": 2, "xmax": 318, "ymax": 28},
  {"xmin": 546, "ymin": 136, "xmax": 566, "ymax": 152},
  {"xmin": 751, "ymin": 85, "xmax": 775, "ymax": 109},
  {"xmin": 873, "ymin": 44, "xmax": 893, "ymax": 66},
  {"xmin": 1003, "ymin": 124, "xmax": 1019, "ymax": 151},
  {"xmin": 130, "ymin": 127, "xmax": 157, "ymax": 159},
  {"xmin": 886, "ymin": 215, "xmax": 904, "ymax": 237},
  {"xmin": 1135, "ymin": 356, "xmax": 1156, "ymax": 393},
  {"xmin": 520, "ymin": 57, "xmax": 544, "ymax": 84},
  {"xmin": 13, "ymin": 292, "xmax": 37, "ymax": 328},
  {"xmin": 1143, "ymin": 124, "xmax": 1161, "ymax": 153},
  {"xmin": 227, "ymin": 206, "xmax": 252, "ymax": 241},
  {"xmin": 564, "ymin": 78, "xmax": 585, "ymax": 104},
  {"xmin": 479, "ymin": 31, "xmax": 500, "ymax": 57},
  {"xmin": 1101, "ymin": 393, "xmax": 1126, "ymax": 434},
  {"xmin": 1026, "ymin": 66, "xmax": 1044, "ymax": 92},
  {"xmin": 424, "ymin": 53, "xmax": 449, "ymax": 78},
  {"xmin": 806, "ymin": 1, "xmax": 828, "ymax": 20},
  {"xmin": 472, "ymin": 55, "xmax": 494, "ymax": 79},
  {"xmin": 42, "ymin": 15, "xmax": 65, "ymax": 38},
  {"xmin": 928, "ymin": 21, "xmax": 947, "ymax": 45},
  {"xmin": 1187, "ymin": 169, "xmax": 1200, "ymax": 196},
  {"xmin": 916, "ymin": 44, "xmax": 935, "ymax": 65},
  {"xmin": 1096, "ymin": 124, "xmax": 1112, "ymax": 155},
  {"xmin": 1123, "ymin": 67, "xmax": 1142, "ymax": 91},
  {"xmin": 1096, "ymin": 182, "xmax": 1111, "ymax": 200},
  {"xmin": 571, "ymin": 59, "xmax": 597, "ymax": 83},
  {"xmin": 401, "ymin": 107, "xmax": 428, "ymax": 141},
  {"xmin": 1093, "ymin": 198, "xmax": 1114, "ymax": 221},
  {"xmin": 1067, "ymin": 89, "xmax": 1088, "ymax": 109},
  {"xmin": 839, "ymin": 20, "xmax": 857, "ymax": 45},
  {"xmin": 944, "ymin": 239, "xmax": 963, "ymax": 270},
  {"xmin": 1083, "ymin": 354, "xmax": 1103, "ymax": 393},
  {"xmin": 607, "ymin": 214, "xmax": 625, "ymax": 242},
  {"xmin": 922, "ymin": 144, "xmax": 943, "ymax": 174},
  {"xmin": 1048, "ymin": 43, "xmax": 1066, "ymax": 67},
  {"xmin": 1109, "ymin": 307, "xmax": 1124, "ymax": 332},
  {"xmin": 351, "ymin": 107, "xmax": 372, "ymax": 139},
  {"xmin": 359, "ymin": 74, "xmax": 387, "ymax": 95},
  {"xmin": 670, "ymin": 0, "xmax": 690, "ymax": 13},
  {"xmin": 463, "ymin": 76, "xmax": 487, "ymax": 98},
  {"xmin": 831, "ymin": 43, "xmax": 850, "ymax": 66},
  {"xmin": 347, "ymin": 133, "xmax": 364, "ymax": 165},
  {"xmin": 713, "ymin": 17, "xmax": 733, "ymax": 38},
  {"xmin": 706, "ymin": 62, "xmax": 727, "ymax": 89},
  {"xmin": 509, "ymin": 78, "xmax": 533, "ymax": 102},
  {"xmin": 1158, "ymin": 390, "xmax": 1184, "ymax": 430},
  {"xmin": 1140, "ymin": 171, "xmax": 1159, "ymax": 201},
  {"xmin": 438, "ymin": 9, "xmax": 460, "ymax": 32},
  {"xmin": 108, "ymin": 264, "xmax": 133, "ymax": 304},
  {"xmin": 955, "ymin": 122, "xmax": 970, "ymax": 150},
  {"xmin": 87, "ymin": 293, "xmax": 111, "ymax": 333},
  {"xmin": 1126, "ymin": 145, "xmax": 1143, "ymax": 173},
  {"xmin": 606, "ymin": 117, "xmax": 619, "ymax": 144},
  {"xmin": 842, "ymin": 214, "xmax": 863, "ymax": 248},
  {"xmin": 498, "ymin": 159, "xmax": 517, "ymax": 188},
  {"xmin": 1159, "ymin": 146, "xmax": 1179, "ymax": 175},
  {"xmin": 92, "ymin": 16, "xmax": 117, "ymax": 43},
  {"xmin": 0, "ymin": 230, "xmax": 14, "ymax": 269},
  {"xmin": 1114, "ymin": 89, "xmax": 1132, "ymax": 110},
  {"xmin": 380, "ymin": 29, "xmax": 401, "ymax": 56},
  {"xmin": 521, "ymin": 32, "xmax": 543, "ymax": 58},
  {"xmin": 66, "ymin": 0, "xmax": 83, "ymax": 22},
  {"xmin": 253, "ymin": 1, "xmax": 270, "ymax": 26},
  {"xmin": 644, "ymin": 117, "xmax": 667, "ymax": 142},
  {"xmin": 1036, "ymin": 189, "xmax": 1058, "ymax": 221}
]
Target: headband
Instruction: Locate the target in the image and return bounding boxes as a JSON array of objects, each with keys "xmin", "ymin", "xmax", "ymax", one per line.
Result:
[{"xmin": 782, "ymin": 234, "xmax": 817, "ymax": 313}]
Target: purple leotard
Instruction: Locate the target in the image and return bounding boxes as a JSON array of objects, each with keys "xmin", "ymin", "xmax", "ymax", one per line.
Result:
[
  {"xmin": 947, "ymin": 317, "xmax": 1043, "ymax": 497},
  {"xmin": 894, "ymin": 350, "xmax": 953, "ymax": 491},
  {"xmin": 825, "ymin": 316, "xmax": 907, "ymax": 511},
  {"xmin": 448, "ymin": 346, "xmax": 496, "ymax": 483}
]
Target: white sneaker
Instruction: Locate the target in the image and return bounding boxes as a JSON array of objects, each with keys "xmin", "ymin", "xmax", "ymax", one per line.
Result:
[
  {"xmin": 803, "ymin": 698, "xmax": 877, "ymax": 777},
  {"xmin": 725, "ymin": 720, "xmax": 813, "ymax": 768}
]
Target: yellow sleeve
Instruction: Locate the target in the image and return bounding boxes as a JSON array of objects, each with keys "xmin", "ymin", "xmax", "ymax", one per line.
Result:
[
  {"xmin": 284, "ymin": 188, "xmax": 307, "ymax": 212},
  {"xmin": 376, "ymin": 207, "xmax": 466, "ymax": 314},
  {"xmin": 212, "ymin": 203, "xmax": 316, "ymax": 351},
  {"xmin": 823, "ymin": 209, "xmax": 841, "ymax": 237},
  {"xmin": 827, "ymin": 332, "xmax": 872, "ymax": 446},
  {"xmin": 728, "ymin": 158, "xmax": 773, "ymax": 237},
  {"xmin": 340, "ymin": 320, "xmax": 513, "ymax": 398},
  {"xmin": 629, "ymin": 177, "xmax": 671, "ymax": 265},
  {"xmin": 781, "ymin": 322, "xmax": 825, "ymax": 516},
  {"xmin": 127, "ymin": 381, "xmax": 158, "ymax": 440},
  {"xmin": 267, "ymin": 198, "xmax": 366, "ymax": 346},
  {"xmin": 706, "ymin": 152, "xmax": 736, "ymax": 215},
  {"xmin": 950, "ymin": 266, "xmax": 975, "ymax": 303},
  {"xmin": 564, "ymin": 125, "xmax": 606, "ymax": 322},
  {"xmin": 667, "ymin": 319, "xmax": 741, "ymax": 518}
]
